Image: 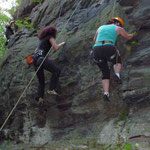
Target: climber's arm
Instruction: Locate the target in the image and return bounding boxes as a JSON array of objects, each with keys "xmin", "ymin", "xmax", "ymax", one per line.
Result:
[
  {"xmin": 117, "ymin": 27, "xmax": 135, "ymax": 40},
  {"xmin": 49, "ymin": 37, "xmax": 65, "ymax": 51}
]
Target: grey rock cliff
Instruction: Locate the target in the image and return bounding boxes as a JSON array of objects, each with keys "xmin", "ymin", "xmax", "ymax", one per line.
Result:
[{"xmin": 0, "ymin": 0, "xmax": 150, "ymax": 149}]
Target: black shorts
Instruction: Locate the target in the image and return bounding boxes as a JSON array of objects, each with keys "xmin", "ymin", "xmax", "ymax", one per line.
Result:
[
  {"xmin": 93, "ymin": 44, "xmax": 121, "ymax": 65},
  {"xmin": 93, "ymin": 45, "xmax": 121, "ymax": 79}
]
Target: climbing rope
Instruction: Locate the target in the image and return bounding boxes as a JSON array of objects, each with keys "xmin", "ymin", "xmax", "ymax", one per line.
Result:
[{"xmin": 0, "ymin": 0, "xmax": 82, "ymax": 132}]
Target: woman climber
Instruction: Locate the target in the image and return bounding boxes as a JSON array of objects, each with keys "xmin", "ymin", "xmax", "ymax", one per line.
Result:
[
  {"xmin": 33, "ymin": 26, "xmax": 65, "ymax": 103},
  {"xmin": 93, "ymin": 17, "xmax": 135, "ymax": 101}
]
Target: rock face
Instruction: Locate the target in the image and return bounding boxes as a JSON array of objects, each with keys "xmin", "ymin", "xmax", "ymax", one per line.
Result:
[
  {"xmin": 0, "ymin": 0, "xmax": 150, "ymax": 149},
  {"xmin": 14, "ymin": 0, "xmax": 39, "ymax": 19}
]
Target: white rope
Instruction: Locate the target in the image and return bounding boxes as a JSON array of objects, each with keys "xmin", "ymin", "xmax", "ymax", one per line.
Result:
[{"xmin": 0, "ymin": 0, "xmax": 82, "ymax": 132}]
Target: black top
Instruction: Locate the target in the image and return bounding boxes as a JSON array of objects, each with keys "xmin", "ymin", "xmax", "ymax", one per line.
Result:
[
  {"xmin": 5, "ymin": 25, "xmax": 14, "ymax": 39},
  {"xmin": 37, "ymin": 35, "xmax": 52, "ymax": 56}
]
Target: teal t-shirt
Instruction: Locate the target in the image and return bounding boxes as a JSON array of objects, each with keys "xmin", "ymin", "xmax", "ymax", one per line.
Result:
[{"xmin": 94, "ymin": 24, "xmax": 118, "ymax": 47}]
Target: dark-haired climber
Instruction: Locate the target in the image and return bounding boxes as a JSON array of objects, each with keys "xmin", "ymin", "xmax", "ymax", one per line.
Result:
[
  {"xmin": 5, "ymin": 20, "xmax": 15, "ymax": 46},
  {"xmin": 33, "ymin": 26, "xmax": 65, "ymax": 104},
  {"xmin": 93, "ymin": 17, "xmax": 136, "ymax": 101}
]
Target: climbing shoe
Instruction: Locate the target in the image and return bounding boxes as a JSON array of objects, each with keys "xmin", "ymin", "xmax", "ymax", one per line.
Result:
[
  {"xmin": 38, "ymin": 97, "xmax": 44, "ymax": 104},
  {"xmin": 114, "ymin": 74, "xmax": 122, "ymax": 84},
  {"xmin": 47, "ymin": 89, "xmax": 58, "ymax": 95},
  {"xmin": 35, "ymin": 97, "xmax": 43, "ymax": 102},
  {"xmin": 103, "ymin": 94, "xmax": 110, "ymax": 101}
]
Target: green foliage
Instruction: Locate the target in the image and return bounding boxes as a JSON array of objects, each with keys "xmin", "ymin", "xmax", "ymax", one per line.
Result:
[
  {"xmin": 130, "ymin": 31, "xmax": 137, "ymax": 35},
  {"xmin": 15, "ymin": 17, "xmax": 33, "ymax": 29},
  {"xmin": 123, "ymin": 142, "xmax": 139, "ymax": 150},
  {"xmin": 105, "ymin": 142, "xmax": 139, "ymax": 150},
  {"xmin": 23, "ymin": 17, "xmax": 33, "ymax": 29},
  {"xmin": 0, "ymin": 9, "xmax": 9, "ymax": 61},
  {"xmin": 130, "ymin": 40, "xmax": 137, "ymax": 45},
  {"xmin": 0, "ymin": 12, "xmax": 10, "ymax": 24},
  {"xmin": 32, "ymin": 0, "xmax": 42, "ymax": 3},
  {"xmin": 16, "ymin": 0, "xmax": 21, "ymax": 5},
  {"xmin": 15, "ymin": 20, "xmax": 23, "ymax": 28},
  {"xmin": 120, "ymin": 112, "xmax": 127, "ymax": 121},
  {"xmin": 123, "ymin": 142, "xmax": 133, "ymax": 150},
  {"xmin": 116, "ymin": 142, "xmax": 139, "ymax": 150},
  {"xmin": 7, "ymin": 140, "xmax": 13, "ymax": 147}
]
